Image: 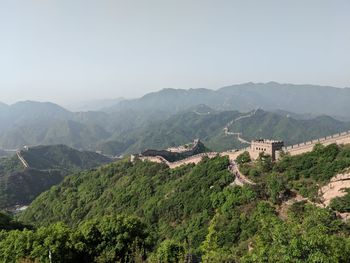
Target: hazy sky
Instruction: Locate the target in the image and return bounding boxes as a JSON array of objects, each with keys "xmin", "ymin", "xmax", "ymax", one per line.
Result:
[{"xmin": 1, "ymin": 0, "xmax": 349, "ymax": 105}]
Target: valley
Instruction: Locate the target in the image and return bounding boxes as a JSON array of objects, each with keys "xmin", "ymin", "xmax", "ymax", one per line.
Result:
[
  {"xmin": 1, "ymin": 84, "xmax": 350, "ymax": 262},
  {"xmin": 11, "ymin": 141, "xmax": 350, "ymax": 262},
  {"xmin": 2, "ymin": 1, "xmax": 350, "ymax": 261}
]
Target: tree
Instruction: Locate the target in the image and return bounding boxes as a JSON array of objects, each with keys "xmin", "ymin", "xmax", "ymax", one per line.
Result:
[
  {"xmin": 30, "ymin": 222, "xmax": 81, "ymax": 263},
  {"xmin": 0, "ymin": 229, "xmax": 35, "ymax": 263},
  {"xmin": 0, "ymin": 212, "xmax": 28, "ymax": 231},
  {"xmin": 266, "ymin": 172, "xmax": 289, "ymax": 204},
  {"xmin": 257, "ymin": 153, "xmax": 273, "ymax": 173},
  {"xmin": 78, "ymin": 214, "xmax": 152, "ymax": 263},
  {"xmin": 330, "ymin": 189, "xmax": 350, "ymax": 212},
  {"xmin": 236, "ymin": 151, "xmax": 251, "ymax": 165},
  {"xmin": 152, "ymin": 240, "xmax": 185, "ymax": 263},
  {"xmin": 242, "ymin": 205, "xmax": 350, "ymax": 263}
]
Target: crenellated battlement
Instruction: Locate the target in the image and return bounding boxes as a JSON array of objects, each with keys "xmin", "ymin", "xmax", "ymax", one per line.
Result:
[
  {"xmin": 250, "ymin": 139, "xmax": 284, "ymax": 160},
  {"xmin": 132, "ymin": 130, "xmax": 350, "ymax": 169},
  {"xmin": 283, "ymin": 130, "xmax": 350, "ymax": 156}
]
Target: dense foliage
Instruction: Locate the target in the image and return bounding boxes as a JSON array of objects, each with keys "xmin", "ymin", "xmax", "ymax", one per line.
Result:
[
  {"xmin": 20, "ymin": 156, "xmax": 232, "ymax": 245},
  {"xmin": 0, "ymin": 145, "xmax": 111, "ymax": 209},
  {"xmin": 15, "ymin": 146, "xmax": 350, "ymax": 262},
  {"xmin": 0, "ymin": 212, "xmax": 28, "ymax": 231},
  {"xmin": 330, "ymin": 189, "xmax": 350, "ymax": 212},
  {"xmin": 240, "ymin": 144, "xmax": 350, "ymax": 202},
  {"xmin": 0, "ymin": 215, "xmax": 151, "ymax": 263}
]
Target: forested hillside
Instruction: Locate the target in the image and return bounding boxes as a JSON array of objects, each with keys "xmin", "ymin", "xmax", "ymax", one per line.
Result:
[
  {"xmin": 0, "ymin": 145, "xmax": 111, "ymax": 210},
  {"xmin": 100, "ymin": 109, "xmax": 350, "ymax": 155},
  {"xmin": 21, "ymin": 144, "xmax": 111, "ymax": 171},
  {"xmin": 13, "ymin": 144, "xmax": 350, "ymax": 262},
  {"xmin": 225, "ymin": 110, "xmax": 350, "ymax": 145}
]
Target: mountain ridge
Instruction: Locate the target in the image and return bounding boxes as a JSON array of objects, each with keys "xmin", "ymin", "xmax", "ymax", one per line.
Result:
[
  {"xmin": 104, "ymin": 82, "xmax": 350, "ymax": 118},
  {"xmin": 0, "ymin": 144, "xmax": 112, "ymax": 209}
]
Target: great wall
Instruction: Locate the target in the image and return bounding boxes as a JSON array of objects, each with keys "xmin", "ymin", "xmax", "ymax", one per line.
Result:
[
  {"xmin": 17, "ymin": 150, "xmax": 29, "ymax": 168},
  {"xmin": 223, "ymin": 109, "xmax": 258, "ymax": 145},
  {"xmin": 139, "ymin": 139, "xmax": 206, "ymax": 162},
  {"xmin": 134, "ymin": 130, "xmax": 350, "ymax": 170},
  {"xmin": 132, "ymin": 129, "xmax": 350, "ymax": 218},
  {"xmin": 283, "ymin": 130, "xmax": 350, "ymax": 155}
]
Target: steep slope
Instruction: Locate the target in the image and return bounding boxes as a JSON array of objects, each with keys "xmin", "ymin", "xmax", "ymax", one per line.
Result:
[
  {"xmin": 20, "ymin": 144, "xmax": 112, "ymax": 171},
  {"xmin": 0, "ymin": 145, "xmax": 112, "ymax": 209},
  {"xmin": 0, "ymin": 101, "xmax": 72, "ymax": 129},
  {"xmin": 18, "ymin": 145, "xmax": 350, "ymax": 261},
  {"xmin": 20, "ymin": 157, "xmax": 233, "ymax": 234}
]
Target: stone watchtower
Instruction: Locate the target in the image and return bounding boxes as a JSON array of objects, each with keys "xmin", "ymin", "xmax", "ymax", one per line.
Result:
[{"xmin": 249, "ymin": 139, "xmax": 284, "ymax": 160}]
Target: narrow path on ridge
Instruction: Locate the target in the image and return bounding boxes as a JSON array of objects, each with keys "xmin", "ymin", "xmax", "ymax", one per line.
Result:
[
  {"xmin": 229, "ymin": 160, "xmax": 256, "ymax": 186},
  {"xmin": 224, "ymin": 109, "xmax": 258, "ymax": 145},
  {"xmin": 17, "ymin": 151, "xmax": 29, "ymax": 168}
]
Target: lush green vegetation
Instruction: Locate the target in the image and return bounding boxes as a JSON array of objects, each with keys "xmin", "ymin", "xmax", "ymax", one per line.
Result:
[
  {"xmin": 0, "ymin": 168, "xmax": 63, "ymax": 209},
  {"xmin": 0, "ymin": 212, "xmax": 29, "ymax": 231},
  {"xmin": 108, "ymin": 109, "xmax": 350, "ymax": 155},
  {"xmin": 21, "ymin": 145, "xmax": 111, "ymax": 171},
  {"xmin": 239, "ymin": 144, "xmax": 350, "ymax": 202},
  {"xmin": 0, "ymin": 154, "xmax": 22, "ymax": 174},
  {"xmin": 330, "ymin": 189, "xmax": 350, "ymax": 212},
  {"xmin": 0, "ymin": 145, "xmax": 112, "ymax": 209},
  {"xmin": 0, "ymin": 214, "xmax": 151, "ymax": 263},
  {"xmin": 13, "ymin": 146, "xmax": 350, "ymax": 262},
  {"xmin": 1, "ymin": 99, "xmax": 349, "ymax": 156}
]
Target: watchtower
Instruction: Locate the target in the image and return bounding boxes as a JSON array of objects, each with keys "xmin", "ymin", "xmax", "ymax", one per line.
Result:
[{"xmin": 250, "ymin": 139, "xmax": 284, "ymax": 160}]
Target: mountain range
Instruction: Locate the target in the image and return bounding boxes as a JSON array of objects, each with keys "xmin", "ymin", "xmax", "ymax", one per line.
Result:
[
  {"xmin": 1, "ymin": 82, "xmax": 350, "ymax": 262},
  {"xmin": 104, "ymin": 82, "xmax": 350, "ymax": 119},
  {"xmin": 1, "ymin": 82, "xmax": 350, "ymax": 154}
]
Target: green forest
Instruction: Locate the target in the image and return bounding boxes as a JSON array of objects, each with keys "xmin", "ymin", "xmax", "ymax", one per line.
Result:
[
  {"xmin": 0, "ymin": 145, "xmax": 111, "ymax": 210},
  {"xmin": 0, "ymin": 144, "xmax": 349, "ymax": 262}
]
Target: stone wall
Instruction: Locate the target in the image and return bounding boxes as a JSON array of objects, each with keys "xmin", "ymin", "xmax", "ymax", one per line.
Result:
[
  {"xmin": 140, "ymin": 139, "xmax": 205, "ymax": 162},
  {"xmin": 134, "ymin": 130, "xmax": 350, "ymax": 169},
  {"xmin": 250, "ymin": 140, "xmax": 284, "ymax": 160},
  {"xmin": 284, "ymin": 130, "xmax": 350, "ymax": 156}
]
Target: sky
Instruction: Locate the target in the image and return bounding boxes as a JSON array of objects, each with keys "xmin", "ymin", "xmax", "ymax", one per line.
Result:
[{"xmin": 0, "ymin": 0, "xmax": 349, "ymax": 105}]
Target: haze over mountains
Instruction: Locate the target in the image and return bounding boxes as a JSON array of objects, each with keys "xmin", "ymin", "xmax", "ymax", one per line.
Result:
[
  {"xmin": 1, "ymin": 82, "xmax": 350, "ymax": 154},
  {"xmin": 64, "ymin": 98, "xmax": 125, "ymax": 112},
  {"xmin": 104, "ymin": 82, "xmax": 350, "ymax": 118}
]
